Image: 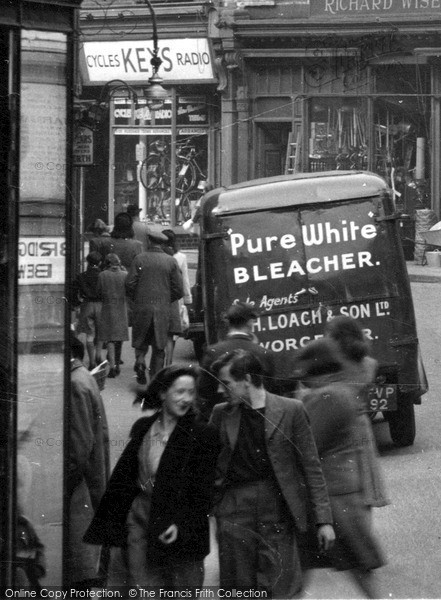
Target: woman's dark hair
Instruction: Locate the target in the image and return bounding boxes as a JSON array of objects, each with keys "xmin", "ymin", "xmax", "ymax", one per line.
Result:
[
  {"xmin": 161, "ymin": 229, "xmax": 180, "ymax": 254},
  {"xmin": 294, "ymin": 338, "xmax": 343, "ymax": 379},
  {"xmin": 87, "ymin": 218, "xmax": 108, "ymax": 235},
  {"xmin": 111, "ymin": 212, "xmax": 134, "ymax": 239},
  {"xmin": 86, "ymin": 251, "xmax": 102, "ymax": 267},
  {"xmin": 137, "ymin": 364, "xmax": 199, "ymax": 410},
  {"xmin": 324, "ymin": 315, "xmax": 370, "ymax": 363},
  {"xmin": 104, "ymin": 252, "xmax": 121, "ymax": 268},
  {"xmin": 211, "ymin": 349, "xmax": 264, "ymax": 388}
]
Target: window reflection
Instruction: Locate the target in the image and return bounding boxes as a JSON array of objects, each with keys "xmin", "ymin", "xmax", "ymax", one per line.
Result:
[{"xmin": 17, "ymin": 30, "xmax": 67, "ymax": 587}]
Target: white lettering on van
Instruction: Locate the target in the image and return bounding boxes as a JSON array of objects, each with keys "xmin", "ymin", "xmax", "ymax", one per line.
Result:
[
  {"xmin": 229, "ymin": 218, "xmax": 376, "ymax": 257},
  {"xmin": 233, "ymin": 251, "xmax": 374, "ymax": 284}
]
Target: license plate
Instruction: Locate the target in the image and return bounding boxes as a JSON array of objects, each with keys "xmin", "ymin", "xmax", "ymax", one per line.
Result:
[{"xmin": 367, "ymin": 384, "xmax": 397, "ymax": 411}]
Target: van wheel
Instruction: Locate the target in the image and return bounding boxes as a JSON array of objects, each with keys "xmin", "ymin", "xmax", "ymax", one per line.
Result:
[{"xmin": 386, "ymin": 396, "xmax": 416, "ymax": 447}]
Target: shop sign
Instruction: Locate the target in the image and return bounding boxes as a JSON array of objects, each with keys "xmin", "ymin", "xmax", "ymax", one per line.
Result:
[
  {"xmin": 311, "ymin": 0, "xmax": 441, "ymax": 17},
  {"xmin": 73, "ymin": 125, "xmax": 94, "ymax": 166},
  {"xmin": 114, "ymin": 128, "xmax": 171, "ymax": 135},
  {"xmin": 113, "ymin": 96, "xmax": 208, "ymax": 127},
  {"xmin": 81, "ymin": 39, "xmax": 215, "ymax": 84},
  {"xmin": 18, "ymin": 237, "xmax": 65, "ymax": 285}
]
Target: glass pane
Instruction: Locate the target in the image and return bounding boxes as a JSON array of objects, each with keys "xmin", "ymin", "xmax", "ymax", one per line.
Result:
[
  {"xmin": 374, "ymin": 64, "xmax": 431, "ymax": 214},
  {"xmin": 308, "ymin": 97, "xmax": 368, "ymax": 172},
  {"xmin": 115, "ymin": 130, "xmax": 208, "ymax": 225},
  {"xmin": 17, "ymin": 30, "xmax": 67, "ymax": 586}
]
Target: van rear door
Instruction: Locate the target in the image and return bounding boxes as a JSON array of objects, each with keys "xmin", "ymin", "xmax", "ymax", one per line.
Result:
[{"xmin": 200, "ymin": 173, "xmax": 421, "ymax": 394}]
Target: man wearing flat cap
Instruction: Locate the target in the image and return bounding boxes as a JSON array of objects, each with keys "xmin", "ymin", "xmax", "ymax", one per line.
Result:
[
  {"xmin": 126, "ymin": 204, "xmax": 149, "ymax": 251},
  {"xmin": 125, "ymin": 226, "xmax": 183, "ymax": 384}
]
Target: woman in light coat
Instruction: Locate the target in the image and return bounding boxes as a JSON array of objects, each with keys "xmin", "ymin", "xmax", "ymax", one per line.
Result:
[
  {"xmin": 161, "ymin": 230, "xmax": 192, "ymax": 365},
  {"xmin": 324, "ymin": 315, "xmax": 389, "ymax": 509},
  {"xmin": 294, "ymin": 338, "xmax": 386, "ymax": 599}
]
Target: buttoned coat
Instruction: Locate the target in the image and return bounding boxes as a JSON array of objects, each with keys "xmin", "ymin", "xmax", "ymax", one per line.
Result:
[
  {"xmin": 97, "ymin": 266, "xmax": 129, "ymax": 342},
  {"xmin": 209, "ymin": 392, "xmax": 333, "ymax": 532},
  {"xmin": 125, "ymin": 246, "xmax": 183, "ymax": 349}
]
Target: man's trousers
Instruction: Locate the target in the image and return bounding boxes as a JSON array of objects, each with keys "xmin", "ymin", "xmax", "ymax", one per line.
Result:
[{"xmin": 216, "ymin": 479, "xmax": 303, "ymax": 598}]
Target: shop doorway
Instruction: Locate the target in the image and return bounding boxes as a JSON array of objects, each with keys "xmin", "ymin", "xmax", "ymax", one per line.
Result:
[{"xmin": 256, "ymin": 123, "xmax": 291, "ymax": 178}]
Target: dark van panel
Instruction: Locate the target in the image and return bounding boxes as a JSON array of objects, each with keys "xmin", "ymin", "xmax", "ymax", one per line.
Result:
[{"xmin": 191, "ymin": 171, "xmax": 427, "ymax": 446}]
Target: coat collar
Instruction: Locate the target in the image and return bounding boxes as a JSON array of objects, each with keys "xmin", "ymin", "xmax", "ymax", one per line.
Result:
[
  {"xmin": 223, "ymin": 392, "xmax": 284, "ymax": 448},
  {"xmin": 70, "ymin": 358, "xmax": 84, "ymax": 372}
]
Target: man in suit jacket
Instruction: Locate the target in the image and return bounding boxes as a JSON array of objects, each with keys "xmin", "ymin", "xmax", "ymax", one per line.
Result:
[
  {"xmin": 198, "ymin": 302, "xmax": 277, "ymax": 419},
  {"xmin": 209, "ymin": 349, "xmax": 335, "ymax": 598}
]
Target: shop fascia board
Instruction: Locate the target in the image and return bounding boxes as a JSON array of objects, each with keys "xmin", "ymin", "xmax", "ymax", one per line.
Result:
[
  {"xmin": 242, "ymin": 47, "xmax": 360, "ymax": 58},
  {"xmin": 79, "ymin": 25, "xmax": 210, "ymax": 40},
  {"xmin": 241, "ymin": 47, "xmax": 427, "ymax": 63},
  {"xmin": 80, "ymin": 2, "xmax": 209, "ymax": 24},
  {"xmin": 228, "ymin": 18, "xmax": 441, "ymax": 37}
]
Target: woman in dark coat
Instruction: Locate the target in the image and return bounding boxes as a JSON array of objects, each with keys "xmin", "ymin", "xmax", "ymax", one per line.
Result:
[
  {"xmin": 97, "ymin": 253, "xmax": 129, "ymax": 377},
  {"xmin": 294, "ymin": 338, "xmax": 386, "ymax": 599},
  {"xmin": 84, "ymin": 365, "xmax": 220, "ymax": 588}
]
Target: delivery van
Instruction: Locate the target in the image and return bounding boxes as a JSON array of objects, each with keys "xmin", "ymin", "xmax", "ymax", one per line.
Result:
[{"xmin": 188, "ymin": 171, "xmax": 427, "ymax": 447}]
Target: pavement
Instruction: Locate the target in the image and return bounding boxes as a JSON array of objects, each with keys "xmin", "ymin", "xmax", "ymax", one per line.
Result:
[{"xmin": 406, "ymin": 260, "xmax": 441, "ymax": 282}]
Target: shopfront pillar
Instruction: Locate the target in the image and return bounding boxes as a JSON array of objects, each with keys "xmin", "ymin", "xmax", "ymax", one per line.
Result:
[{"xmin": 220, "ymin": 82, "xmax": 238, "ymax": 186}]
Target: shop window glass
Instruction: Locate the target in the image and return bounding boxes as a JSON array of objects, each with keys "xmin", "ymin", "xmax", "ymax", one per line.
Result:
[
  {"xmin": 112, "ymin": 95, "xmax": 208, "ymax": 224},
  {"xmin": 374, "ymin": 65, "xmax": 431, "ymax": 209},
  {"xmin": 17, "ymin": 30, "xmax": 68, "ymax": 586},
  {"xmin": 308, "ymin": 97, "xmax": 368, "ymax": 172}
]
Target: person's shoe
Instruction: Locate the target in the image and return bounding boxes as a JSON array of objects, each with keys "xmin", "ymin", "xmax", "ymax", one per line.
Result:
[
  {"xmin": 88, "ymin": 364, "xmax": 96, "ymax": 372},
  {"xmin": 135, "ymin": 364, "xmax": 147, "ymax": 385},
  {"xmin": 107, "ymin": 367, "xmax": 116, "ymax": 378},
  {"xmin": 115, "ymin": 365, "xmax": 121, "ymax": 376},
  {"xmin": 119, "ymin": 360, "xmax": 124, "ymax": 365}
]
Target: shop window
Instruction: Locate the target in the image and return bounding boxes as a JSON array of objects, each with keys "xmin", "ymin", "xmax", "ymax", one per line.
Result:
[
  {"xmin": 308, "ymin": 97, "xmax": 368, "ymax": 172},
  {"xmin": 112, "ymin": 95, "xmax": 208, "ymax": 224},
  {"xmin": 374, "ymin": 64, "xmax": 431, "ymax": 210}
]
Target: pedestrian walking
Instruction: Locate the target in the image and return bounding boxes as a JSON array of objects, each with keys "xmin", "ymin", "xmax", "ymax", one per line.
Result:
[
  {"xmin": 71, "ymin": 251, "xmax": 103, "ymax": 370},
  {"xmin": 98, "ymin": 212, "xmax": 143, "ymax": 270},
  {"xmin": 161, "ymin": 229, "xmax": 193, "ymax": 366},
  {"xmin": 68, "ymin": 336, "xmax": 110, "ymax": 589},
  {"xmin": 96, "ymin": 253, "xmax": 129, "ymax": 378},
  {"xmin": 87, "ymin": 218, "xmax": 110, "ymax": 256},
  {"xmin": 294, "ymin": 337, "xmax": 386, "ymax": 599},
  {"xmin": 198, "ymin": 302, "xmax": 277, "ymax": 419},
  {"xmin": 209, "ymin": 349, "xmax": 335, "ymax": 598},
  {"xmin": 126, "ymin": 227, "xmax": 183, "ymax": 385},
  {"xmin": 84, "ymin": 365, "xmax": 220, "ymax": 588},
  {"xmin": 324, "ymin": 315, "xmax": 389, "ymax": 509},
  {"xmin": 126, "ymin": 204, "xmax": 149, "ymax": 251}
]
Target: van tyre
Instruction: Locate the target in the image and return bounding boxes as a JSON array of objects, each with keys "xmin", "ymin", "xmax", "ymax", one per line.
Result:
[{"xmin": 386, "ymin": 395, "xmax": 416, "ymax": 447}]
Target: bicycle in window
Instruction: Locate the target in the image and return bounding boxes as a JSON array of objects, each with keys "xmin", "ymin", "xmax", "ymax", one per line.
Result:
[{"xmin": 140, "ymin": 138, "xmax": 207, "ymax": 223}]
